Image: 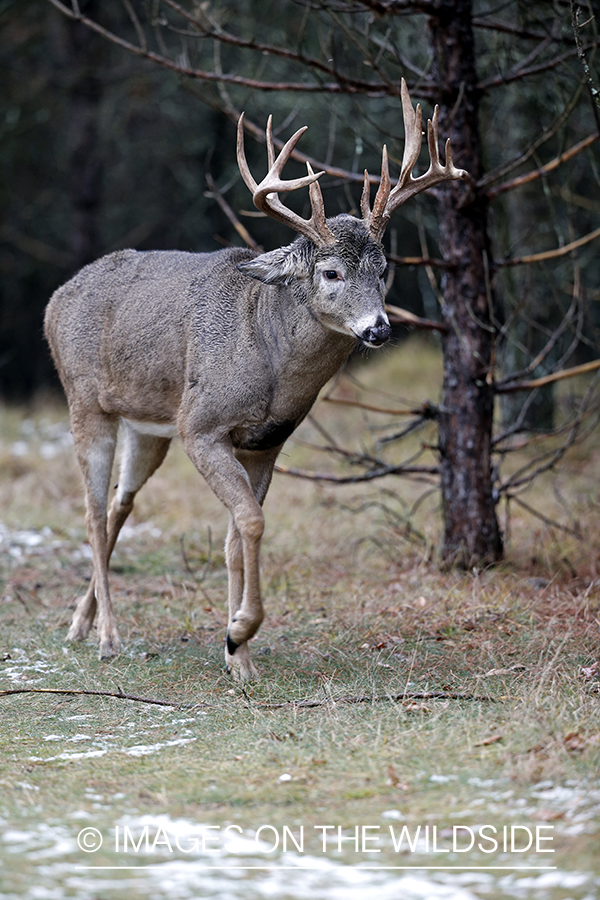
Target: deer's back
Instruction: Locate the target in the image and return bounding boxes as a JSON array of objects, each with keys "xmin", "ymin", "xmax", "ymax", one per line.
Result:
[{"xmin": 44, "ymin": 247, "xmax": 257, "ymax": 420}]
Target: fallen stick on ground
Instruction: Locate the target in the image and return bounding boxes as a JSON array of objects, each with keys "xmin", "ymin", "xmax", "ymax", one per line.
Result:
[{"xmin": 0, "ymin": 686, "xmax": 497, "ymax": 708}]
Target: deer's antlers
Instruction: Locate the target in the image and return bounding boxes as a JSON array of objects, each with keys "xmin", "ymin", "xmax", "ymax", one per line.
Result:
[
  {"xmin": 237, "ymin": 113, "xmax": 336, "ymax": 248},
  {"xmin": 237, "ymin": 80, "xmax": 467, "ymax": 249},
  {"xmin": 362, "ymin": 79, "xmax": 469, "ymax": 242}
]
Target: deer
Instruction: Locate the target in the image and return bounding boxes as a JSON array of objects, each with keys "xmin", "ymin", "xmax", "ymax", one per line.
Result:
[{"xmin": 44, "ymin": 80, "xmax": 467, "ymax": 680}]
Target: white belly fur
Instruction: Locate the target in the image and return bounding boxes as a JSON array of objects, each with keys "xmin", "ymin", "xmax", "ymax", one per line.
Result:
[{"xmin": 122, "ymin": 418, "xmax": 178, "ymax": 438}]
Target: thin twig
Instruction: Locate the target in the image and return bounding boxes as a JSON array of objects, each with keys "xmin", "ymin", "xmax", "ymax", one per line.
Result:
[
  {"xmin": 486, "ymin": 132, "xmax": 600, "ymax": 200},
  {"xmin": 472, "ymin": 16, "xmax": 577, "ymax": 45},
  {"xmin": 503, "ymin": 494, "xmax": 581, "ymax": 539},
  {"xmin": 46, "ymin": 0, "xmax": 392, "ymax": 97},
  {"xmin": 275, "ymin": 462, "xmax": 439, "ymax": 483},
  {"xmin": 498, "ymin": 225, "xmax": 600, "ymax": 267},
  {"xmin": 0, "ymin": 686, "xmax": 496, "ymax": 711},
  {"xmin": 479, "ymin": 40, "xmax": 600, "ymax": 91},
  {"xmin": 121, "ymin": 0, "xmax": 147, "ymax": 51},
  {"xmin": 386, "ymin": 303, "xmax": 447, "ymax": 333},
  {"xmin": 321, "ymin": 396, "xmax": 432, "ymax": 417},
  {"xmin": 386, "ymin": 252, "xmax": 451, "ymax": 268},
  {"xmin": 497, "ymin": 357, "xmax": 600, "ymax": 393},
  {"xmin": 499, "ymin": 275, "xmax": 580, "ymax": 384},
  {"xmin": 0, "ymin": 686, "xmax": 207, "ymax": 708},
  {"xmin": 478, "ymin": 78, "xmax": 588, "ymax": 188},
  {"xmin": 260, "ymin": 690, "xmax": 497, "ymax": 709},
  {"xmin": 205, "ymin": 173, "xmax": 261, "ymax": 251},
  {"xmin": 162, "ymin": 0, "xmax": 391, "ymax": 97}
]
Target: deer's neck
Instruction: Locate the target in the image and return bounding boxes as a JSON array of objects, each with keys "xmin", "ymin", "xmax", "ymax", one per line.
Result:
[{"xmin": 255, "ymin": 280, "xmax": 356, "ymax": 381}]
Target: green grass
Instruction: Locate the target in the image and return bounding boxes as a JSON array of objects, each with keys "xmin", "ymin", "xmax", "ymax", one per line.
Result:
[{"xmin": 1, "ymin": 338, "xmax": 600, "ymax": 898}]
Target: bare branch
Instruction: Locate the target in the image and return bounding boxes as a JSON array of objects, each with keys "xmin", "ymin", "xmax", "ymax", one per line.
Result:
[
  {"xmin": 260, "ymin": 689, "xmax": 496, "ymax": 708},
  {"xmin": 121, "ymin": 0, "xmax": 147, "ymax": 51},
  {"xmin": 386, "ymin": 302, "xmax": 447, "ymax": 333},
  {"xmin": 504, "ymin": 494, "xmax": 582, "ymax": 539},
  {"xmin": 486, "ymin": 132, "xmax": 600, "ymax": 199},
  {"xmin": 571, "ymin": 0, "xmax": 600, "ymax": 113},
  {"xmin": 0, "ymin": 686, "xmax": 497, "ymax": 709},
  {"xmin": 162, "ymin": 0, "xmax": 393, "ymax": 97},
  {"xmin": 0, "ymin": 686, "xmax": 206, "ymax": 708},
  {"xmin": 322, "ymin": 396, "xmax": 435, "ymax": 416},
  {"xmin": 348, "ymin": 0, "xmax": 437, "ymax": 13},
  {"xmin": 479, "ymin": 81, "xmax": 589, "ymax": 188},
  {"xmin": 497, "ymin": 358, "xmax": 600, "ymax": 394},
  {"xmin": 479, "ymin": 41, "xmax": 600, "ymax": 91},
  {"xmin": 498, "ymin": 225, "xmax": 600, "ymax": 266},
  {"xmin": 498, "ymin": 275, "xmax": 581, "ymax": 384},
  {"xmin": 472, "ymin": 17, "xmax": 576, "ymax": 45},
  {"xmin": 275, "ymin": 462, "xmax": 439, "ymax": 483},
  {"xmin": 46, "ymin": 0, "xmax": 393, "ymax": 96},
  {"xmin": 205, "ymin": 174, "xmax": 261, "ymax": 251},
  {"xmin": 386, "ymin": 251, "xmax": 451, "ymax": 268}
]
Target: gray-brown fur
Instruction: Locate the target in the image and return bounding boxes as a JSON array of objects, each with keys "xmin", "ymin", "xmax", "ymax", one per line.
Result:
[
  {"xmin": 44, "ymin": 215, "xmax": 391, "ymax": 679},
  {"xmin": 45, "ymin": 87, "xmax": 465, "ymax": 679}
]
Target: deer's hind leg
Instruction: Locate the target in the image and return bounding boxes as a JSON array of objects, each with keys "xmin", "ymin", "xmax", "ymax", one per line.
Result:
[{"xmin": 67, "ymin": 419, "xmax": 171, "ymax": 658}]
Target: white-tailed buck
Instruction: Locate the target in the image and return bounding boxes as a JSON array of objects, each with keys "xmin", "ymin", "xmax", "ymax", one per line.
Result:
[{"xmin": 45, "ymin": 80, "xmax": 467, "ymax": 679}]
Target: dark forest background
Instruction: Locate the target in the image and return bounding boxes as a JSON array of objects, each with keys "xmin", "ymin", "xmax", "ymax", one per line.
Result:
[
  {"xmin": 1, "ymin": 1, "xmax": 232, "ymax": 397},
  {"xmin": 1, "ymin": 0, "xmax": 599, "ymax": 563},
  {"xmin": 2, "ymin": 0, "xmax": 597, "ymax": 400}
]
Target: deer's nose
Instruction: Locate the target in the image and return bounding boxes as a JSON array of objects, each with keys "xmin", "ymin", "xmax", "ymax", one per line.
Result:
[{"xmin": 361, "ymin": 317, "xmax": 391, "ymax": 347}]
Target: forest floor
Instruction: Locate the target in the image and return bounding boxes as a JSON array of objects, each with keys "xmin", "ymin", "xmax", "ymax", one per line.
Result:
[{"xmin": 1, "ymin": 337, "xmax": 599, "ymax": 900}]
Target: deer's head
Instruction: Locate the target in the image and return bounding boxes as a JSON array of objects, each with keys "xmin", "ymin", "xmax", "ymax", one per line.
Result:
[{"xmin": 236, "ymin": 80, "xmax": 468, "ymax": 348}]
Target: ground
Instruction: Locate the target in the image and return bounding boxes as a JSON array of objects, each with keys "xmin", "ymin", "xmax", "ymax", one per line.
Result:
[{"xmin": 1, "ymin": 337, "xmax": 599, "ymax": 899}]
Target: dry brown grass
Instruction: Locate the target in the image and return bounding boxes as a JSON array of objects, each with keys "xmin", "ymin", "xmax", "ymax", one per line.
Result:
[{"xmin": 1, "ymin": 338, "xmax": 600, "ymax": 895}]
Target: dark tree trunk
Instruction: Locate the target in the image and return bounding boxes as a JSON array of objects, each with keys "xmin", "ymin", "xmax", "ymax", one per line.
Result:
[{"xmin": 429, "ymin": 0, "xmax": 503, "ymax": 566}]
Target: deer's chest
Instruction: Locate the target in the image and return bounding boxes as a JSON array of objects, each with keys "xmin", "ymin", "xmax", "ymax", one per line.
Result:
[{"xmin": 230, "ymin": 418, "xmax": 298, "ymax": 452}]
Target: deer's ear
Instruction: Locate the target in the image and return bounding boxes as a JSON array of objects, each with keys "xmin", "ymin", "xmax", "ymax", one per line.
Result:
[{"xmin": 237, "ymin": 245, "xmax": 309, "ymax": 285}]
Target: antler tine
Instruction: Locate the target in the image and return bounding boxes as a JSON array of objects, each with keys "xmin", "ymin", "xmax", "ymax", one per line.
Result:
[
  {"xmin": 366, "ymin": 145, "xmax": 391, "ymax": 238},
  {"xmin": 399, "ymin": 78, "xmax": 423, "ymax": 185},
  {"xmin": 236, "ymin": 112, "xmax": 258, "ymax": 194},
  {"xmin": 306, "ymin": 161, "xmax": 328, "ymax": 229},
  {"xmin": 444, "ymin": 137, "xmax": 456, "ymax": 171},
  {"xmin": 265, "ymin": 115, "xmax": 276, "ymax": 169},
  {"xmin": 238, "ymin": 113, "xmax": 314, "ymax": 197},
  {"xmin": 237, "ymin": 113, "xmax": 336, "ymax": 248},
  {"xmin": 426, "ymin": 106, "xmax": 443, "ymax": 173},
  {"xmin": 360, "ymin": 169, "xmax": 372, "ymax": 222},
  {"xmin": 266, "ymin": 120, "xmax": 310, "ymax": 180},
  {"xmin": 422, "ymin": 107, "xmax": 468, "ymax": 185},
  {"xmin": 365, "ymin": 79, "xmax": 469, "ymax": 242}
]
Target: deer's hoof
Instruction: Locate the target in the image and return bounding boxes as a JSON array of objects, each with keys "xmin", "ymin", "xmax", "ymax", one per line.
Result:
[
  {"xmin": 225, "ymin": 642, "xmax": 259, "ymax": 682},
  {"xmin": 66, "ymin": 620, "xmax": 90, "ymax": 643},
  {"xmin": 66, "ymin": 600, "xmax": 96, "ymax": 643},
  {"xmin": 98, "ymin": 628, "xmax": 121, "ymax": 660}
]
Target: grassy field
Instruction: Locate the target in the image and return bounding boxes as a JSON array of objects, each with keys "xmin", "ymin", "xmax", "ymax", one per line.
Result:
[{"xmin": 1, "ymin": 337, "xmax": 600, "ymax": 899}]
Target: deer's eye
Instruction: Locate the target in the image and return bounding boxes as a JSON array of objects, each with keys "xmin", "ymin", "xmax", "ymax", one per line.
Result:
[{"xmin": 324, "ymin": 270, "xmax": 341, "ymax": 281}]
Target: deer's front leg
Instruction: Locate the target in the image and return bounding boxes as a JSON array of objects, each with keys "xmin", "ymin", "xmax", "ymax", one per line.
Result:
[
  {"xmin": 224, "ymin": 516, "xmax": 258, "ymax": 678},
  {"xmin": 224, "ymin": 447, "xmax": 280, "ymax": 677},
  {"xmin": 182, "ymin": 436, "xmax": 276, "ymax": 680},
  {"xmin": 222, "ymin": 511, "xmax": 262, "ymax": 680}
]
